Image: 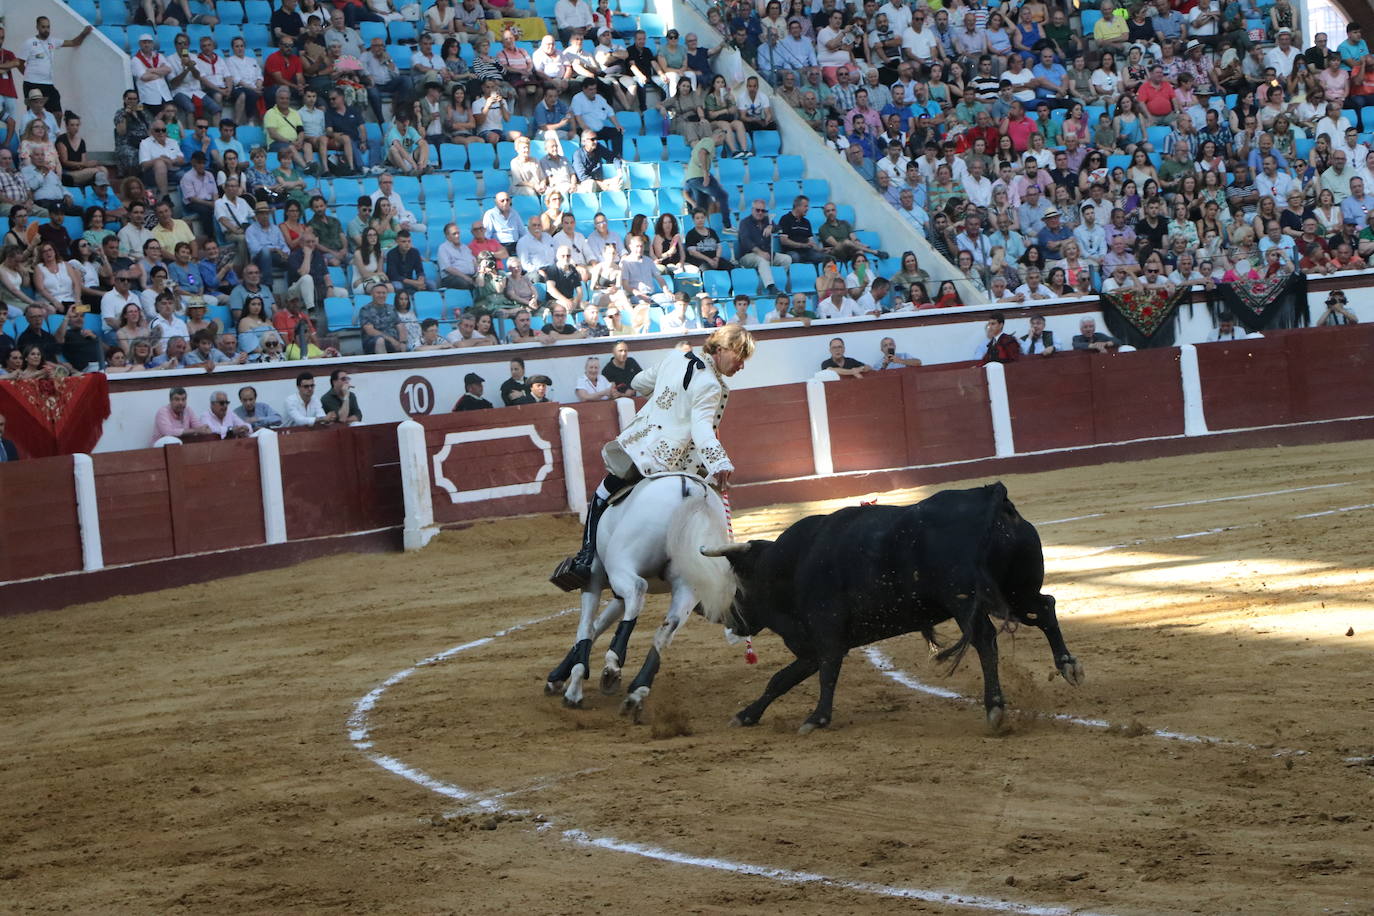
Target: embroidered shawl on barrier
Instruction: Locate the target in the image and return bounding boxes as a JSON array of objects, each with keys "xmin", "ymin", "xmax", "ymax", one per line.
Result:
[
  {"xmin": 1207, "ymin": 272, "xmax": 1310, "ymax": 333},
  {"xmin": 0, "ymin": 373, "xmax": 111, "ymax": 458},
  {"xmin": 1098, "ymin": 283, "xmax": 1192, "ymax": 349}
]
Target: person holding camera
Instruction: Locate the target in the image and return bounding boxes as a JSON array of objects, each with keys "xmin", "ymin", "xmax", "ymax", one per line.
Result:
[
  {"xmin": 874, "ymin": 335, "xmax": 920, "ymax": 370},
  {"xmin": 1316, "ymin": 291, "xmax": 1360, "ymax": 326}
]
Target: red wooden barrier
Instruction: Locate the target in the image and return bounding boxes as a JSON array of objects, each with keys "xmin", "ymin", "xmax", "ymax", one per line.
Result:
[
  {"xmin": 901, "ymin": 364, "xmax": 996, "ymax": 465},
  {"xmin": 1006, "ymin": 349, "xmax": 1185, "ymax": 451},
  {"xmin": 279, "ymin": 426, "xmax": 366, "ymax": 539},
  {"xmin": 827, "ymin": 372, "xmax": 909, "ymax": 473},
  {"xmin": 1088, "ymin": 348, "xmax": 1185, "ymax": 442},
  {"xmin": 164, "ymin": 437, "xmax": 265, "ymax": 554},
  {"xmin": 1005, "ymin": 356, "xmax": 1096, "ymax": 452},
  {"xmin": 1281, "ymin": 324, "xmax": 1374, "ymax": 422},
  {"xmin": 569, "ymin": 400, "xmax": 622, "ymax": 497},
  {"xmin": 0, "ymin": 455, "xmax": 82, "ymax": 580},
  {"xmin": 419, "ymin": 406, "xmax": 566, "ymax": 524},
  {"xmin": 93, "ymin": 448, "xmax": 176, "ymax": 566},
  {"xmin": 1196, "ymin": 337, "xmax": 1294, "ymax": 430},
  {"xmin": 718, "ymin": 383, "xmax": 813, "ymax": 482}
]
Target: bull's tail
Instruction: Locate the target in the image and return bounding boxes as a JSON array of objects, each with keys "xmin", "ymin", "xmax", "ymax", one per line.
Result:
[
  {"xmin": 663, "ymin": 483, "xmax": 738, "ymax": 625},
  {"xmin": 934, "ymin": 482, "xmax": 1010, "ymax": 675}
]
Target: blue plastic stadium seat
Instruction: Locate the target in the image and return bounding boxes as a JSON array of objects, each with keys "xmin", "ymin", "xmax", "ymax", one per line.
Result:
[
  {"xmin": 630, "ymin": 136, "xmax": 661, "ymax": 161},
  {"xmin": 443, "ymin": 289, "xmax": 474, "ymax": 318},
  {"xmin": 414, "ymin": 291, "xmax": 443, "ymax": 320},
  {"xmin": 421, "ymin": 173, "xmax": 451, "ymax": 203},
  {"xmin": 244, "ymin": 22, "xmax": 271, "ymax": 48},
  {"xmin": 511, "ymin": 195, "xmax": 541, "ymax": 219},
  {"xmin": 388, "ymin": 44, "xmax": 412, "ymax": 69},
  {"xmin": 213, "ymin": 24, "xmax": 240, "ymax": 49},
  {"xmin": 389, "ymin": 21, "xmax": 417, "ymax": 44},
  {"xmin": 773, "ymin": 180, "xmax": 802, "ymax": 206},
  {"xmin": 1145, "ymin": 125, "xmax": 1171, "ymax": 150},
  {"xmin": 703, "ymin": 270, "xmax": 732, "ymax": 298},
  {"xmin": 70, "ymin": 0, "xmax": 99, "ymax": 23},
  {"xmin": 450, "ymin": 171, "xmax": 479, "ymax": 199},
  {"xmin": 100, "ymin": 0, "xmax": 130, "ymax": 25},
  {"xmin": 776, "ymin": 154, "xmax": 804, "ymax": 181},
  {"xmin": 467, "ymin": 144, "xmax": 496, "ymax": 172},
  {"xmin": 658, "ymin": 188, "xmax": 684, "ymax": 214},
  {"xmin": 752, "ymin": 131, "xmax": 782, "ymax": 157},
  {"xmin": 1081, "ymin": 10, "xmax": 1102, "ymax": 35},
  {"xmin": 1106, "ymin": 154, "xmax": 1131, "ymax": 171},
  {"xmin": 749, "ymin": 155, "xmax": 777, "ymax": 182},
  {"xmin": 664, "ymin": 135, "xmax": 689, "ymax": 161},
  {"xmin": 639, "ymin": 13, "xmax": 667, "ymax": 37},
  {"xmin": 641, "ymin": 109, "xmax": 665, "ymax": 134},
  {"xmin": 97, "ymin": 26, "xmax": 128, "ymax": 51},
  {"xmin": 800, "ymin": 179, "xmax": 829, "ymax": 206},
  {"xmin": 730, "ymin": 268, "xmax": 759, "ymax": 297},
  {"xmin": 741, "ymin": 181, "xmax": 772, "ymax": 210},
  {"xmin": 835, "ymin": 204, "xmax": 855, "ymax": 224},
  {"xmin": 324, "ymin": 297, "xmax": 357, "ymax": 330},
  {"xmin": 360, "ymin": 22, "xmax": 387, "ymax": 45},
  {"xmin": 618, "ymin": 0, "xmax": 645, "ymax": 13},
  {"xmin": 218, "ymin": 2, "xmax": 246, "ymax": 24},
  {"xmin": 438, "ymin": 143, "xmax": 468, "ymax": 170},
  {"xmin": 598, "ymin": 189, "xmax": 628, "ymax": 216},
  {"xmin": 625, "ymin": 161, "xmax": 657, "ymax": 187},
  {"xmin": 658, "ymin": 160, "xmax": 684, "ymax": 188},
  {"xmin": 786, "ymin": 263, "xmax": 816, "ymax": 293},
  {"xmin": 1363, "ymin": 109, "xmax": 1374, "ymax": 132},
  {"xmin": 627, "ymin": 189, "xmax": 657, "ymax": 216},
  {"xmin": 571, "ymin": 191, "xmax": 601, "ymax": 221},
  {"xmin": 495, "ymin": 140, "xmax": 518, "ymax": 164},
  {"xmin": 717, "ymin": 158, "xmax": 746, "ymax": 188}
]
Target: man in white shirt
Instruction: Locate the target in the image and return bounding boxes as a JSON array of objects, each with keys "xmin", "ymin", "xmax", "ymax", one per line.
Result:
[
  {"xmin": 735, "ymin": 76, "xmax": 775, "ymax": 130},
  {"xmin": 213, "ymin": 177, "xmax": 254, "ymax": 270},
  {"xmin": 875, "ymin": 141, "xmax": 911, "ymax": 184},
  {"xmin": 554, "ymin": 0, "xmax": 595, "ymax": 43},
  {"xmin": 878, "ymin": 0, "xmax": 913, "ymax": 36},
  {"xmin": 131, "ymin": 34, "xmax": 175, "ymax": 110},
  {"xmin": 367, "ymin": 172, "xmax": 418, "ymax": 228},
  {"xmin": 1264, "ymin": 29, "xmax": 1301, "ymax": 76},
  {"xmin": 550, "ymin": 212, "xmax": 591, "ymax": 268},
  {"xmin": 285, "ymin": 372, "xmax": 331, "ymax": 426},
  {"xmin": 482, "ymin": 191, "xmax": 525, "ymax": 247},
  {"xmin": 516, "ymin": 216, "xmax": 558, "ymax": 273},
  {"xmin": 1208, "ymin": 313, "xmax": 1258, "ymax": 341},
  {"xmin": 138, "ymin": 120, "xmax": 185, "ymax": 199},
  {"xmin": 900, "ymin": 14, "xmax": 942, "ymax": 65},
  {"xmin": 816, "ymin": 285, "xmax": 866, "ymax": 319},
  {"xmin": 19, "ymin": 15, "xmax": 92, "ymax": 114},
  {"xmin": 1015, "ymin": 267, "xmax": 1054, "ymax": 301},
  {"xmin": 569, "ymin": 78, "xmax": 623, "ymax": 157},
  {"xmin": 963, "ymin": 158, "xmax": 993, "ymax": 208},
  {"xmin": 584, "ymin": 212, "xmax": 623, "ymax": 262},
  {"xmin": 437, "ymin": 222, "xmax": 477, "ymax": 290},
  {"xmin": 99, "ymin": 265, "xmax": 146, "ymax": 341}
]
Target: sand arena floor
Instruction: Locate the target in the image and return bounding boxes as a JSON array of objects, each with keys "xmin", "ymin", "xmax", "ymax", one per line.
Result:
[{"xmin": 3, "ymin": 441, "xmax": 1373, "ymax": 915}]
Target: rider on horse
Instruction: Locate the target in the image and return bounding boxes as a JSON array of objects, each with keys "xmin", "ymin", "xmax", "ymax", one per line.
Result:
[{"xmin": 551, "ymin": 324, "xmax": 757, "ymax": 591}]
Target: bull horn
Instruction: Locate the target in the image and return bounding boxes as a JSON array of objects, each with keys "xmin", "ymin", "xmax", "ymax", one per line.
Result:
[{"xmin": 700, "ymin": 542, "xmax": 752, "ymax": 558}]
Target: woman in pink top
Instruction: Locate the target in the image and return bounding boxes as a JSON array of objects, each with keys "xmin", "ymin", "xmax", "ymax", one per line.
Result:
[{"xmin": 1318, "ymin": 54, "xmax": 1349, "ymax": 105}]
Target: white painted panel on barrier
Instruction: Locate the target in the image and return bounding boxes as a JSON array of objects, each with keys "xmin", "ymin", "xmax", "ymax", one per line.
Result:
[{"xmin": 431, "ymin": 426, "xmax": 554, "ymax": 504}]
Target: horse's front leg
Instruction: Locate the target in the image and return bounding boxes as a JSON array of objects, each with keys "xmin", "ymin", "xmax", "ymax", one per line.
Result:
[
  {"xmin": 551, "ymin": 570, "xmax": 611, "ymax": 707},
  {"xmin": 598, "ymin": 596, "xmax": 631, "ymax": 694},
  {"xmin": 622, "ymin": 580, "xmax": 693, "ymax": 722}
]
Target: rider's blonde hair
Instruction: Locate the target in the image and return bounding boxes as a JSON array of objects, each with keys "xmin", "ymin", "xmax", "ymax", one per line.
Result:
[{"xmin": 703, "ymin": 324, "xmax": 757, "ymax": 360}]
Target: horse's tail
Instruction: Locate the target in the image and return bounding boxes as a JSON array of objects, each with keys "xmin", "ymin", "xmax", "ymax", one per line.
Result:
[{"xmin": 664, "ymin": 481, "xmax": 737, "ymax": 625}]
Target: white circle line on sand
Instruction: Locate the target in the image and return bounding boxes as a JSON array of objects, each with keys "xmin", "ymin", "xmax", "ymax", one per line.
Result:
[
  {"xmin": 347, "ymin": 611, "xmax": 1119, "ymax": 916},
  {"xmin": 1038, "ymin": 482, "xmax": 1354, "ymax": 525},
  {"xmin": 861, "ymin": 647, "xmax": 1305, "ymax": 757}
]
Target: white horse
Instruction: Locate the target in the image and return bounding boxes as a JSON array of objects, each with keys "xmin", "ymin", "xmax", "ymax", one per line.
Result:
[{"xmin": 544, "ymin": 474, "xmax": 739, "ymax": 718}]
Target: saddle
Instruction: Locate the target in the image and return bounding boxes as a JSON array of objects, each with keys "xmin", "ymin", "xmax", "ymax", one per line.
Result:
[{"xmin": 605, "ymin": 471, "xmax": 713, "ymax": 508}]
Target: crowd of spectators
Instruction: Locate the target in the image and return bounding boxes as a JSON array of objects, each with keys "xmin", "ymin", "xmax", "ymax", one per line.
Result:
[
  {"xmin": 3, "ymin": 0, "xmax": 1371, "ymax": 390},
  {"xmin": 713, "ymin": 0, "xmax": 1374, "ymax": 300}
]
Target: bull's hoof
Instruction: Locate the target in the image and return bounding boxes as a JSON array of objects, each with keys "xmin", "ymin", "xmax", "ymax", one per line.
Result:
[
  {"xmin": 731, "ymin": 712, "xmax": 759, "ymax": 727},
  {"xmin": 1059, "ymin": 656, "xmax": 1086, "ymax": 687},
  {"xmin": 987, "ymin": 705, "xmax": 1006, "ymax": 733},
  {"xmin": 798, "ymin": 716, "xmax": 829, "ymax": 735},
  {"xmin": 544, "ymin": 680, "xmax": 565, "ymax": 696},
  {"xmin": 600, "ymin": 666, "xmax": 622, "ymax": 695}
]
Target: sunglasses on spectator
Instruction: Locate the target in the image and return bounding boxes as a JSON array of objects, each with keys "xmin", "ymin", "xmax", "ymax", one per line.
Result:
[
  {"xmin": 300, "ymin": 382, "xmax": 315, "ymax": 388},
  {"xmin": 212, "ymin": 399, "xmax": 229, "ymax": 405},
  {"xmin": 264, "ymin": 341, "xmax": 281, "ymax": 348}
]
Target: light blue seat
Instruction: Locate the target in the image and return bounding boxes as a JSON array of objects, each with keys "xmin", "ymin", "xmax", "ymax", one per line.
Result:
[
  {"xmin": 752, "ymin": 131, "xmax": 782, "ymax": 157},
  {"xmin": 625, "ymin": 161, "xmax": 658, "ymax": 187},
  {"xmin": 729, "ymin": 268, "xmax": 759, "ymax": 297},
  {"xmin": 776, "ymin": 154, "xmax": 805, "ymax": 181},
  {"xmin": 627, "ymin": 189, "xmax": 658, "ymax": 216},
  {"xmin": 466, "ymin": 144, "xmax": 496, "ymax": 172},
  {"xmin": 703, "ymin": 270, "xmax": 732, "ymax": 298},
  {"xmin": 414, "ymin": 291, "xmax": 444, "ymax": 321},
  {"xmin": 421, "ymin": 173, "xmax": 451, "ymax": 203}
]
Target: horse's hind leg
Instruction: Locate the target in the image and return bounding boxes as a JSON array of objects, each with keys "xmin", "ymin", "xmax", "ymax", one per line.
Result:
[{"xmin": 621, "ymin": 580, "xmax": 693, "ymax": 722}]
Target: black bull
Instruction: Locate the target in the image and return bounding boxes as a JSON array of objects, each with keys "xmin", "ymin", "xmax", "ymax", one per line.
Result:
[{"xmin": 703, "ymin": 483, "xmax": 1085, "ymax": 733}]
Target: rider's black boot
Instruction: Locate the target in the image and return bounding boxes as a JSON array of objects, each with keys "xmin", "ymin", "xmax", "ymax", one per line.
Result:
[{"xmin": 550, "ymin": 493, "xmax": 610, "ymax": 591}]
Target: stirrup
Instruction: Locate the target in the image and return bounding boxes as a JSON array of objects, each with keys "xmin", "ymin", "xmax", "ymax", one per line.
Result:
[{"xmin": 550, "ymin": 555, "xmax": 591, "ymax": 592}]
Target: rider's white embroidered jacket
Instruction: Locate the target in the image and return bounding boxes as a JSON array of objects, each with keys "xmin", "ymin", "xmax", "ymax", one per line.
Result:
[{"xmin": 602, "ymin": 349, "xmax": 733, "ymax": 479}]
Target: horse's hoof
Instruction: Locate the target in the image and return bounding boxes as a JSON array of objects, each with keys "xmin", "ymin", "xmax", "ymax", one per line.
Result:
[
  {"xmin": 544, "ymin": 680, "xmax": 565, "ymax": 696},
  {"xmin": 987, "ymin": 705, "xmax": 1006, "ymax": 733},
  {"xmin": 600, "ymin": 666, "xmax": 621, "ymax": 695},
  {"xmin": 563, "ymin": 695, "xmax": 583, "ymax": 709},
  {"xmin": 1060, "ymin": 658, "xmax": 1085, "ymax": 687}
]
